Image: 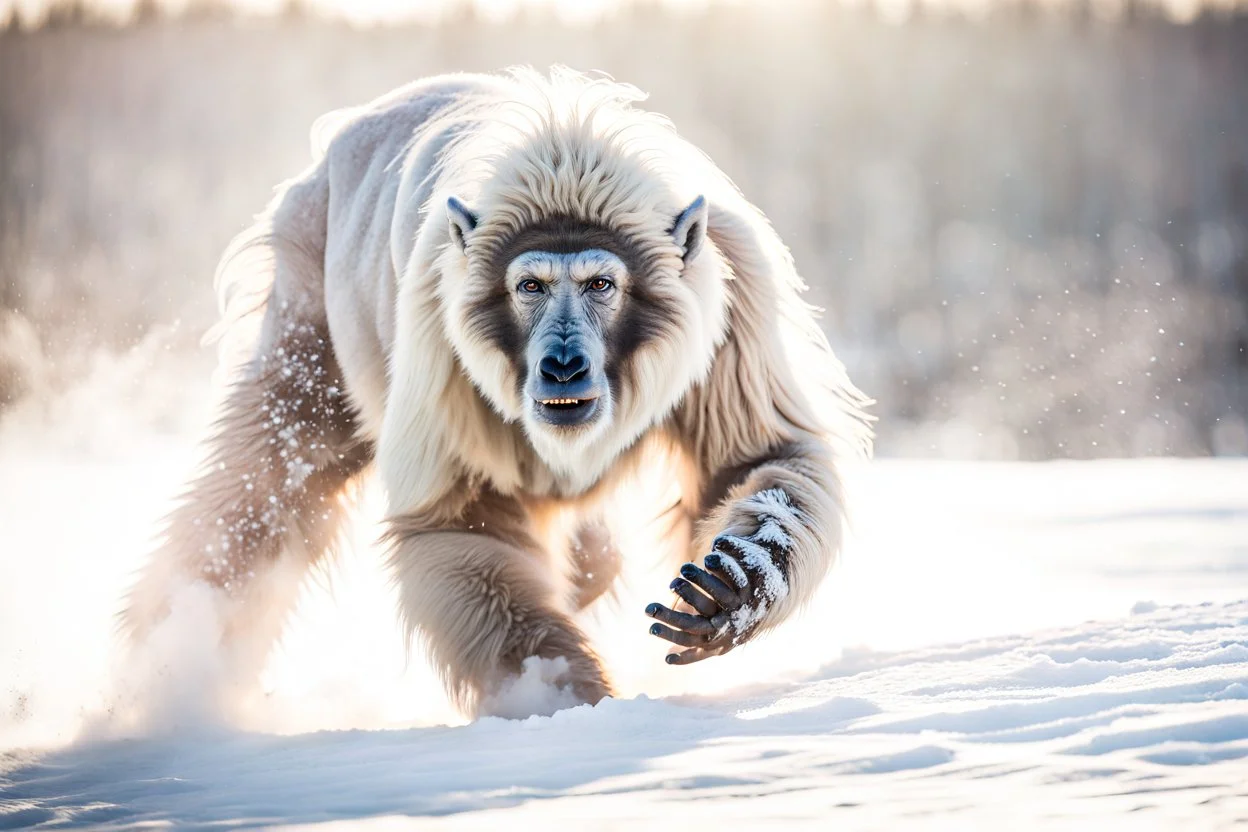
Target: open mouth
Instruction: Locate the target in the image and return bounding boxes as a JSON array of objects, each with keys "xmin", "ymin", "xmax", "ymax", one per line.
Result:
[
  {"xmin": 540, "ymin": 397, "xmax": 594, "ymax": 410},
  {"xmin": 533, "ymin": 394, "xmax": 601, "ymax": 426}
]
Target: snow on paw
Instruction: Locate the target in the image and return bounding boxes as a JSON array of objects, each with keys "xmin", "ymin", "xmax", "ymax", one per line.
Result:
[{"xmin": 644, "ymin": 488, "xmax": 798, "ymax": 665}]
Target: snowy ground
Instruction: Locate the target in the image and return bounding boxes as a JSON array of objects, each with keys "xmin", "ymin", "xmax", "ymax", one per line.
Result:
[{"xmin": 1, "ymin": 365, "xmax": 1246, "ymax": 828}]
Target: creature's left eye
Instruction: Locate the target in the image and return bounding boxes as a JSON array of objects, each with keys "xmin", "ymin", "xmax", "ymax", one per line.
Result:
[{"xmin": 587, "ymin": 276, "xmax": 614, "ymax": 293}]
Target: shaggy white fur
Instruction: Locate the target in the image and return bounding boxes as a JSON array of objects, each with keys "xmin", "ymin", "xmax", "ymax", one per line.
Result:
[{"xmin": 126, "ymin": 67, "xmax": 873, "ymax": 715}]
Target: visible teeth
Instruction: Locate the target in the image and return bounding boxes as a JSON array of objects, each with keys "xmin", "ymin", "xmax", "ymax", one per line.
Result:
[{"xmin": 542, "ymin": 398, "xmax": 581, "ymax": 405}]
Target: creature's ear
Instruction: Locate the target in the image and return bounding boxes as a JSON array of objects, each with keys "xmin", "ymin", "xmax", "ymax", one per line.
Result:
[
  {"xmin": 671, "ymin": 195, "xmax": 708, "ymax": 264},
  {"xmin": 446, "ymin": 196, "xmax": 478, "ymax": 254}
]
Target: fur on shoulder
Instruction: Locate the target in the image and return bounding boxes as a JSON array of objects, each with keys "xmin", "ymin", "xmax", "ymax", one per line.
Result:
[{"xmin": 381, "ymin": 67, "xmax": 870, "ymax": 516}]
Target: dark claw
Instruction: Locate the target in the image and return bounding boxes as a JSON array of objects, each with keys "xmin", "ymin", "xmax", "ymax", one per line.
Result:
[
  {"xmin": 646, "ymin": 603, "xmax": 717, "ymax": 635},
  {"xmin": 678, "ymin": 562, "xmax": 740, "ymax": 611},
  {"xmin": 665, "ymin": 646, "xmax": 723, "ymax": 665},
  {"xmin": 670, "ymin": 577, "xmax": 719, "ymax": 617},
  {"xmin": 648, "ymin": 622, "xmax": 708, "ymax": 648},
  {"xmin": 703, "ymin": 551, "xmax": 748, "ymax": 590}
]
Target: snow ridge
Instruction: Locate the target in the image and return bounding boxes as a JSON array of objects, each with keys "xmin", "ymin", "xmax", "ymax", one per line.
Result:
[{"xmin": 3, "ymin": 600, "xmax": 1245, "ymax": 829}]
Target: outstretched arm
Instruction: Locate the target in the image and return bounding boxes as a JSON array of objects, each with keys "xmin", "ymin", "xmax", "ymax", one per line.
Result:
[
  {"xmin": 646, "ymin": 436, "xmax": 845, "ymax": 664},
  {"xmin": 641, "ymin": 200, "xmax": 870, "ymax": 665}
]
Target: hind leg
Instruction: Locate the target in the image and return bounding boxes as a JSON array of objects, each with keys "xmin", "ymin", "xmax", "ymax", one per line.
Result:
[
  {"xmin": 123, "ymin": 312, "xmax": 371, "ymax": 658},
  {"xmin": 567, "ymin": 520, "xmax": 623, "ymax": 610},
  {"xmin": 124, "ymin": 162, "xmax": 373, "ymax": 659}
]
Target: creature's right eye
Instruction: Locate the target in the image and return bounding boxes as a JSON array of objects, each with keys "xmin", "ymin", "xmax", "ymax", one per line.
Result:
[{"xmin": 518, "ymin": 278, "xmax": 543, "ymax": 294}]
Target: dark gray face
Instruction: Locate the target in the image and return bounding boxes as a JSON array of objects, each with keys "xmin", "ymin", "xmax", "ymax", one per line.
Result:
[
  {"xmin": 506, "ymin": 249, "xmax": 627, "ymax": 428},
  {"xmin": 445, "ymin": 194, "xmax": 710, "ymax": 441}
]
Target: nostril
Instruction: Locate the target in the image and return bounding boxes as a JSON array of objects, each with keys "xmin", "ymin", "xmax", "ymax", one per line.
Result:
[
  {"xmin": 538, "ymin": 356, "xmax": 561, "ymax": 383},
  {"xmin": 564, "ymin": 353, "xmax": 589, "ymax": 382},
  {"xmin": 538, "ymin": 353, "xmax": 590, "ymax": 384}
]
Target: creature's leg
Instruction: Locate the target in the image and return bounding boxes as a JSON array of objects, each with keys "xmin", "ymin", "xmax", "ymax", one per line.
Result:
[
  {"xmin": 122, "ymin": 315, "xmax": 371, "ymax": 651},
  {"xmin": 567, "ymin": 520, "xmax": 622, "ymax": 610},
  {"xmin": 389, "ymin": 490, "xmax": 612, "ymax": 714},
  {"xmin": 645, "ymin": 438, "xmax": 844, "ymax": 664},
  {"xmin": 124, "ymin": 162, "xmax": 373, "ymax": 657}
]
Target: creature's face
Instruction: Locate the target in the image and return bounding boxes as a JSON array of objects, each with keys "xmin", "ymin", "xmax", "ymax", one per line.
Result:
[
  {"xmin": 442, "ymin": 194, "xmax": 720, "ymax": 486},
  {"xmin": 506, "ymin": 249, "xmax": 623, "ymax": 430}
]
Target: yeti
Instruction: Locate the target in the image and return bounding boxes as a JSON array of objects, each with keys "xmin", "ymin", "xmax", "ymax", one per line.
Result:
[{"xmin": 124, "ymin": 67, "xmax": 872, "ymax": 714}]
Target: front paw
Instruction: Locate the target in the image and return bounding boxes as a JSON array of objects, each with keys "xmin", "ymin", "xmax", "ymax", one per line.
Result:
[{"xmin": 645, "ymin": 533, "xmax": 791, "ymax": 665}]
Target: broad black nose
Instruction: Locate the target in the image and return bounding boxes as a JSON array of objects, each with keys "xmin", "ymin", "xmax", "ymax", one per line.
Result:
[{"xmin": 538, "ymin": 352, "xmax": 590, "ymax": 384}]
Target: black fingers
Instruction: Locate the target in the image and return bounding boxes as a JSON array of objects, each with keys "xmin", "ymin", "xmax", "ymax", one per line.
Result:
[
  {"xmin": 669, "ymin": 577, "xmax": 719, "ymax": 617},
  {"xmin": 645, "ymin": 603, "xmax": 717, "ymax": 635},
  {"xmin": 704, "ymin": 551, "xmax": 749, "ymax": 591},
  {"xmin": 649, "ymin": 622, "xmax": 708, "ymax": 648},
  {"xmin": 650, "ymin": 561, "xmax": 749, "ymax": 666},
  {"xmin": 665, "ymin": 644, "xmax": 728, "ymax": 665},
  {"xmin": 679, "ymin": 562, "xmax": 740, "ymax": 610}
]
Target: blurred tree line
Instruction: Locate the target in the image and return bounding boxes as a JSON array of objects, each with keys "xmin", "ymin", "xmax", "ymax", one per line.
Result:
[{"xmin": 1, "ymin": 0, "xmax": 1246, "ymax": 457}]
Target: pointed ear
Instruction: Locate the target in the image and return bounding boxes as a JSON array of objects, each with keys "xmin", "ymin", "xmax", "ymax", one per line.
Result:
[
  {"xmin": 446, "ymin": 196, "xmax": 478, "ymax": 254},
  {"xmin": 671, "ymin": 195, "xmax": 708, "ymax": 264}
]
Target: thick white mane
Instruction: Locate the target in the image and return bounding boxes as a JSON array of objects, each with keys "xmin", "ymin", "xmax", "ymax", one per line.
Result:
[
  {"xmin": 433, "ymin": 68, "xmax": 700, "ymax": 274},
  {"xmin": 440, "ymin": 67, "xmax": 874, "ymax": 464}
]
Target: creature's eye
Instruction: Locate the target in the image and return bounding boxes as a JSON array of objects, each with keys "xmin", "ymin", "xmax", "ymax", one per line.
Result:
[
  {"xmin": 518, "ymin": 278, "xmax": 544, "ymax": 294},
  {"xmin": 587, "ymin": 276, "xmax": 614, "ymax": 293}
]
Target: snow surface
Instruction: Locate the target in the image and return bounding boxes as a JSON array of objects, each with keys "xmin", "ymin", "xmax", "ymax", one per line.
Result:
[{"xmin": 1, "ymin": 382, "xmax": 1247, "ymax": 828}]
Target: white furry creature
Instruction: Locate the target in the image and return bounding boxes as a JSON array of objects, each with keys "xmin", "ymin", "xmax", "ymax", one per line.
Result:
[{"xmin": 123, "ymin": 67, "xmax": 872, "ymax": 714}]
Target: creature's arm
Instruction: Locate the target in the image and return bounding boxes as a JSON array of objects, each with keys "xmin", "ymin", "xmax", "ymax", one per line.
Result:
[
  {"xmin": 640, "ymin": 199, "xmax": 869, "ymax": 664},
  {"xmin": 646, "ymin": 435, "xmax": 845, "ymax": 664},
  {"xmin": 387, "ymin": 487, "xmax": 612, "ymax": 711}
]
